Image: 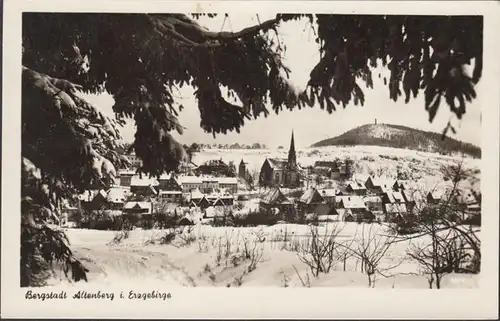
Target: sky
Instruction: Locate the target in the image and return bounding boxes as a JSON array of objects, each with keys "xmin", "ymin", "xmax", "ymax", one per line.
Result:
[{"xmin": 82, "ymin": 14, "xmax": 482, "ymax": 149}]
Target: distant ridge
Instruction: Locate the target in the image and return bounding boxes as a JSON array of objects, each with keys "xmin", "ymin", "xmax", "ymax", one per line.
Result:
[{"xmin": 311, "ymin": 124, "xmax": 481, "ymax": 158}]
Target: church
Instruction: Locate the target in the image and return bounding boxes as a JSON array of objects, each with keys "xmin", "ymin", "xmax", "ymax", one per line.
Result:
[{"xmin": 259, "ymin": 131, "xmax": 301, "ymax": 188}]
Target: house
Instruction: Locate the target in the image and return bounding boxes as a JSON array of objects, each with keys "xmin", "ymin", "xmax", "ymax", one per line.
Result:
[
  {"xmin": 157, "ymin": 173, "xmax": 182, "ymax": 192},
  {"xmin": 105, "ymin": 187, "xmax": 130, "ymax": 210},
  {"xmin": 452, "ymin": 188, "xmax": 482, "ymax": 220},
  {"xmin": 259, "ymin": 187, "xmax": 294, "ymax": 220},
  {"xmin": 259, "ymin": 131, "xmax": 300, "ymax": 188},
  {"xmin": 158, "ymin": 190, "xmax": 183, "ymax": 203},
  {"xmin": 297, "ymin": 188, "xmax": 325, "ymax": 212},
  {"xmin": 125, "ymin": 151, "xmax": 143, "ymax": 168},
  {"xmin": 365, "ymin": 176, "xmax": 394, "ymax": 194},
  {"xmin": 118, "ymin": 169, "xmax": 136, "ymax": 187},
  {"xmin": 313, "ymin": 161, "xmax": 341, "ymax": 179},
  {"xmin": 130, "ymin": 175, "xmax": 159, "ymax": 196},
  {"xmin": 336, "ymin": 195, "xmax": 368, "ymax": 221},
  {"xmin": 178, "ymin": 176, "xmax": 204, "ymax": 193},
  {"xmin": 123, "ymin": 201, "xmax": 153, "ymax": 215},
  {"xmin": 426, "ymin": 189, "xmax": 447, "ymax": 205},
  {"xmin": 345, "ymin": 181, "xmax": 367, "ymax": 195},
  {"xmin": 218, "ymin": 177, "xmax": 238, "ymax": 194}
]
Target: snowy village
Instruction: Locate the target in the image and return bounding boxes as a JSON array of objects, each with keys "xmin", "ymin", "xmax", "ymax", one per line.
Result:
[{"xmin": 63, "ymin": 131, "xmax": 481, "ymax": 231}]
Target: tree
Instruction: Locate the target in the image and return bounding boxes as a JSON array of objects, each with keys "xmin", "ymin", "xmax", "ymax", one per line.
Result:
[
  {"xmin": 21, "ymin": 13, "xmax": 482, "ymax": 286},
  {"xmin": 227, "ymin": 161, "xmax": 237, "ymax": 177}
]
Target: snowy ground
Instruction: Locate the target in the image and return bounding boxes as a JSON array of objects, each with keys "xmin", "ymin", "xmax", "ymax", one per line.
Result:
[{"xmin": 46, "ymin": 222, "xmax": 479, "ymax": 289}]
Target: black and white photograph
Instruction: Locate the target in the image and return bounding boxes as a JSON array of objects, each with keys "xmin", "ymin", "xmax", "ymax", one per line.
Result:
[{"xmin": 2, "ymin": 0, "xmax": 499, "ymax": 319}]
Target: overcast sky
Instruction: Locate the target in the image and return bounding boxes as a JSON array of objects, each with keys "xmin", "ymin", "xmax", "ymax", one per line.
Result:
[{"xmin": 83, "ymin": 14, "xmax": 482, "ymax": 149}]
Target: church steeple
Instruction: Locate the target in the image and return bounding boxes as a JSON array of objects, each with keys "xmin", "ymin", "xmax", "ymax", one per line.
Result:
[{"xmin": 288, "ymin": 130, "xmax": 297, "ymax": 167}]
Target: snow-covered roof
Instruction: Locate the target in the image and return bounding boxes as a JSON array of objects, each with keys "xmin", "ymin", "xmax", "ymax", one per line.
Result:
[
  {"xmin": 178, "ymin": 176, "xmax": 203, "ymax": 184},
  {"xmin": 218, "ymin": 177, "xmax": 238, "ymax": 184},
  {"xmin": 367, "ymin": 176, "xmax": 394, "ymax": 189},
  {"xmin": 159, "ymin": 190, "xmax": 182, "ymax": 195},
  {"xmin": 261, "ymin": 188, "xmax": 291, "ymax": 205},
  {"xmin": 347, "ymin": 181, "xmax": 366, "ymax": 190},
  {"xmin": 123, "ymin": 201, "xmax": 152, "ymax": 212},
  {"xmin": 267, "ymin": 158, "xmax": 288, "ymax": 170},
  {"xmin": 338, "ymin": 195, "xmax": 366, "ymax": 209},
  {"xmin": 130, "ymin": 175, "xmax": 159, "ymax": 187},
  {"xmin": 299, "ymin": 188, "xmax": 324, "ymax": 204},
  {"xmin": 106, "ymin": 187, "xmax": 130, "ymax": 203}
]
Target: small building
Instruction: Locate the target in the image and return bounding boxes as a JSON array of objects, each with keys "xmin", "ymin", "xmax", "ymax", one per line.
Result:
[
  {"xmin": 123, "ymin": 201, "xmax": 153, "ymax": 215},
  {"xmin": 178, "ymin": 176, "xmax": 204, "ymax": 194},
  {"xmin": 130, "ymin": 175, "xmax": 159, "ymax": 196},
  {"xmin": 346, "ymin": 181, "xmax": 367, "ymax": 195},
  {"xmin": 158, "ymin": 190, "xmax": 183, "ymax": 203},
  {"xmin": 313, "ymin": 161, "xmax": 341, "ymax": 180},
  {"xmin": 297, "ymin": 187, "xmax": 325, "ymax": 213},
  {"xmin": 157, "ymin": 173, "xmax": 182, "ymax": 192},
  {"xmin": 259, "ymin": 187, "xmax": 294, "ymax": 220},
  {"xmin": 336, "ymin": 195, "xmax": 367, "ymax": 221},
  {"xmin": 218, "ymin": 177, "xmax": 238, "ymax": 194},
  {"xmin": 426, "ymin": 189, "xmax": 446, "ymax": 205},
  {"xmin": 118, "ymin": 169, "xmax": 136, "ymax": 187},
  {"xmin": 365, "ymin": 176, "xmax": 394, "ymax": 194}
]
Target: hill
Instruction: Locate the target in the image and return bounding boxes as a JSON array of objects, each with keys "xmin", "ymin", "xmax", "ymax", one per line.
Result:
[{"xmin": 311, "ymin": 124, "xmax": 481, "ymax": 158}]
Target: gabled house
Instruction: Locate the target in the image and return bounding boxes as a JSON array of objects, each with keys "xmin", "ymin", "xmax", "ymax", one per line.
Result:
[
  {"xmin": 130, "ymin": 175, "xmax": 159, "ymax": 196},
  {"xmin": 313, "ymin": 161, "xmax": 341, "ymax": 179},
  {"xmin": 123, "ymin": 201, "xmax": 153, "ymax": 215},
  {"xmin": 260, "ymin": 187, "xmax": 294, "ymax": 220},
  {"xmin": 297, "ymin": 188, "xmax": 325, "ymax": 212},
  {"xmin": 157, "ymin": 173, "xmax": 182, "ymax": 192},
  {"xmin": 365, "ymin": 176, "xmax": 394, "ymax": 194},
  {"xmin": 346, "ymin": 181, "xmax": 367, "ymax": 195},
  {"xmin": 336, "ymin": 195, "xmax": 367, "ymax": 221}
]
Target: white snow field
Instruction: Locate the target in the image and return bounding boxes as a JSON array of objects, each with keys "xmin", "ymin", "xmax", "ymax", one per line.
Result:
[{"xmin": 49, "ymin": 222, "xmax": 479, "ymax": 289}]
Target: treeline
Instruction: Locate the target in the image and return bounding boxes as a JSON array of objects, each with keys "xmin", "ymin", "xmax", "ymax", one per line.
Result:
[
  {"xmin": 185, "ymin": 143, "xmax": 268, "ymax": 150},
  {"xmin": 312, "ymin": 124, "xmax": 481, "ymax": 158}
]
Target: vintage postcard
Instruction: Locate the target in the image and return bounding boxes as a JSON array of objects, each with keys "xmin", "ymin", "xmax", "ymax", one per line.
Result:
[{"xmin": 2, "ymin": 0, "xmax": 499, "ymax": 318}]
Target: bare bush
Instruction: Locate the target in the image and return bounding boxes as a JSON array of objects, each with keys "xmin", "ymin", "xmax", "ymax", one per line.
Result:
[
  {"xmin": 350, "ymin": 224, "xmax": 399, "ymax": 288},
  {"xmin": 296, "ymin": 224, "xmax": 345, "ymax": 277}
]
